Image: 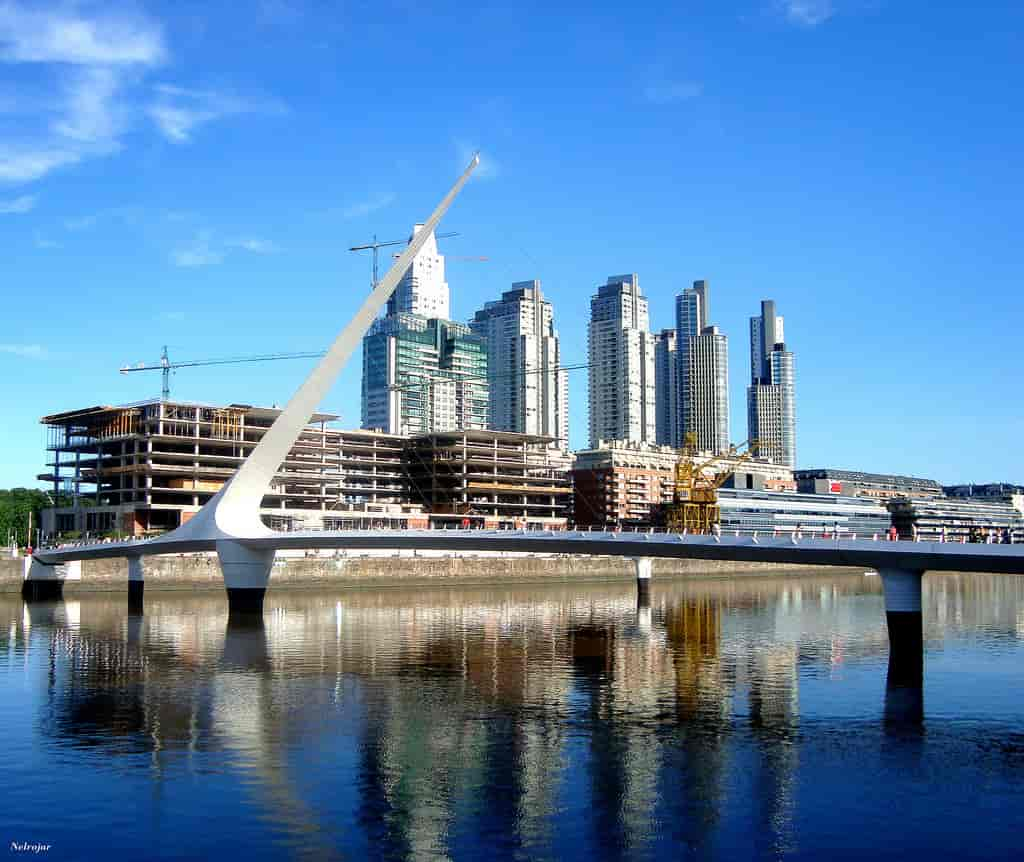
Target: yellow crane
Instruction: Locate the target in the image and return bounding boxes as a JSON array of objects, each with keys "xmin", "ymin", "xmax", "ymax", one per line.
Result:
[{"xmin": 666, "ymin": 434, "xmax": 759, "ymax": 534}]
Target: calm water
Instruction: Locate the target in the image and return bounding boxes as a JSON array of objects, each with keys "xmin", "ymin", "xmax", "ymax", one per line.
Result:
[{"xmin": 2, "ymin": 572, "xmax": 1024, "ymax": 861}]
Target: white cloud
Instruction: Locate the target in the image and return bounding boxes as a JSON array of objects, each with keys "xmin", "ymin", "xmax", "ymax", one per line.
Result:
[
  {"xmin": 0, "ymin": 192, "xmax": 33, "ymax": 213},
  {"xmin": 0, "ymin": 343, "xmax": 49, "ymax": 359},
  {"xmin": 0, "ymin": 3, "xmax": 162, "ymax": 185},
  {"xmin": 778, "ymin": 0, "xmax": 835, "ymax": 26},
  {"xmin": 644, "ymin": 81, "xmax": 703, "ymax": 104},
  {"xmin": 342, "ymin": 192, "xmax": 396, "ymax": 220},
  {"xmin": 148, "ymin": 84, "xmax": 286, "ymax": 143},
  {"xmin": 0, "ymin": 4, "xmax": 281, "ymax": 185},
  {"xmin": 0, "ymin": 146, "xmax": 80, "ymax": 183},
  {"xmin": 160, "ymin": 310, "xmax": 186, "ymax": 322},
  {"xmin": 52, "ymin": 66, "xmax": 127, "ymax": 146},
  {"xmin": 172, "ymin": 233, "xmax": 223, "ymax": 268},
  {"xmin": 0, "ymin": 3, "xmax": 166, "ymax": 65},
  {"xmin": 228, "ymin": 237, "xmax": 278, "ymax": 253}
]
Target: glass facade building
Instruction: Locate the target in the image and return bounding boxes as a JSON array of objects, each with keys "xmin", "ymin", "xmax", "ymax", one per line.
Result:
[{"xmin": 361, "ymin": 314, "xmax": 488, "ymax": 436}]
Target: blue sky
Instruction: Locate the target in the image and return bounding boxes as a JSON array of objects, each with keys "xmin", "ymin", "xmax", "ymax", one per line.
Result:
[{"xmin": 1, "ymin": 0, "xmax": 1021, "ymax": 488}]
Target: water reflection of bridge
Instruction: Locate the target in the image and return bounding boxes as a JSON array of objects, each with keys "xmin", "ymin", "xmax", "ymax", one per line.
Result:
[{"xmin": 5, "ymin": 574, "xmax": 1023, "ymax": 859}]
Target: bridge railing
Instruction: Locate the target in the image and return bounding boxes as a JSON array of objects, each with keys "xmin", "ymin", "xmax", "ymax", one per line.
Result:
[{"xmin": 37, "ymin": 522, "xmax": 1014, "ymax": 552}]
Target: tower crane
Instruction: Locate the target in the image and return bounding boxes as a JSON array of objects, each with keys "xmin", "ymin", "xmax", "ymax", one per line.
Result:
[
  {"xmin": 120, "ymin": 345, "xmax": 327, "ymax": 401},
  {"xmin": 666, "ymin": 434, "xmax": 760, "ymax": 534},
  {"xmin": 349, "ymin": 231, "xmax": 460, "ymax": 290},
  {"xmin": 127, "ymin": 232, "xmax": 486, "ymax": 401}
]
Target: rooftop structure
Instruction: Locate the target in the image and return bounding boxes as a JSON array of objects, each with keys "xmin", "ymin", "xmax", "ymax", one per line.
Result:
[
  {"xmin": 888, "ymin": 496, "xmax": 1024, "ymax": 542},
  {"xmin": 944, "ymin": 483, "xmax": 1024, "ymax": 517},
  {"xmin": 794, "ymin": 468, "xmax": 943, "ymax": 500}
]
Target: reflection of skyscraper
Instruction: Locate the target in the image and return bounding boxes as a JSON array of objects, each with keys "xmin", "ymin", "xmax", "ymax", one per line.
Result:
[
  {"xmin": 746, "ymin": 645, "xmax": 799, "ymax": 858},
  {"xmin": 747, "ymin": 299, "xmax": 796, "ymax": 467}
]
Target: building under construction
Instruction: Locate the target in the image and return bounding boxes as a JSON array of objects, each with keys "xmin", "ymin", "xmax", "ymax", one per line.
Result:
[
  {"xmin": 405, "ymin": 430, "xmax": 573, "ymax": 529},
  {"xmin": 38, "ymin": 399, "xmax": 571, "ymax": 539}
]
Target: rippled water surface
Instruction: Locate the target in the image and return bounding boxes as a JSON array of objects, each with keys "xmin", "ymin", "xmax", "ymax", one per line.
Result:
[{"xmin": 2, "ymin": 571, "xmax": 1024, "ymax": 861}]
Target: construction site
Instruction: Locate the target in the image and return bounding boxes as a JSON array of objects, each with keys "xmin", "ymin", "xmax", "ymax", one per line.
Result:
[{"xmin": 37, "ymin": 399, "xmax": 573, "ymax": 539}]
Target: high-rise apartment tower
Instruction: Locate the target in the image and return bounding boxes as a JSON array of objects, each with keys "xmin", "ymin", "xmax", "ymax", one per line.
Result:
[
  {"xmin": 654, "ymin": 328, "xmax": 679, "ymax": 446},
  {"xmin": 587, "ymin": 275, "xmax": 656, "ymax": 447},
  {"xmin": 676, "ymin": 280, "xmax": 730, "ymax": 453},
  {"xmin": 747, "ymin": 299, "xmax": 796, "ymax": 467},
  {"xmin": 470, "ymin": 280, "xmax": 568, "ymax": 445}
]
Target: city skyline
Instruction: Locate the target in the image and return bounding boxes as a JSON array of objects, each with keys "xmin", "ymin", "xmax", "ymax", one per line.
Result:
[{"xmin": 1, "ymin": 1, "xmax": 1022, "ymax": 487}]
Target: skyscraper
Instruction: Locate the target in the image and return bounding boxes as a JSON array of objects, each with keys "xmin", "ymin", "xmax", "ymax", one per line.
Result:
[
  {"xmin": 747, "ymin": 300, "xmax": 796, "ymax": 467},
  {"xmin": 385, "ymin": 224, "xmax": 450, "ymax": 319},
  {"xmin": 361, "ymin": 314, "xmax": 489, "ymax": 435},
  {"xmin": 470, "ymin": 280, "xmax": 568, "ymax": 445},
  {"xmin": 676, "ymin": 280, "xmax": 730, "ymax": 453},
  {"xmin": 363, "ymin": 225, "xmax": 489, "ymax": 435},
  {"xmin": 688, "ymin": 326, "xmax": 730, "ymax": 453},
  {"xmin": 654, "ymin": 328, "xmax": 679, "ymax": 446},
  {"xmin": 587, "ymin": 274, "xmax": 656, "ymax": 447}
]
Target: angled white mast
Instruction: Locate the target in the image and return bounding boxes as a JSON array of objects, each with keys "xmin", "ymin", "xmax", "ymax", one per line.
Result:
[{"xmin": 159, "ymin": 153, "xmax": 481, "ymax": 543}]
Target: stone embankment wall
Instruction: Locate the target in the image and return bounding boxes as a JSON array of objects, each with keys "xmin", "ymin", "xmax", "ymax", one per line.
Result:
[{"xmin": 0, "ymin": 552, "xmax": 856, "ymax": 594}]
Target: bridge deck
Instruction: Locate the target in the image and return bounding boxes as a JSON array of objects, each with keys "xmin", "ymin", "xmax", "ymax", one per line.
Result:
[{"xmin": 34, "ymin": 530, "xmax": 1024, "ymax": 575}]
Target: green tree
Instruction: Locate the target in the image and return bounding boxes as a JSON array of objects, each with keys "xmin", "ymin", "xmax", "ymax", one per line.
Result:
[{"xmin": 0, "ymin": 488, "xmax": 57, "ymax": 548}]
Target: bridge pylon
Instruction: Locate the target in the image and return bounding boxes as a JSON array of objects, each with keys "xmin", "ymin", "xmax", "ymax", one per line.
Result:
[{"xmin": 129, "ymin": 154, "xmax": 481, "ymax": 615}]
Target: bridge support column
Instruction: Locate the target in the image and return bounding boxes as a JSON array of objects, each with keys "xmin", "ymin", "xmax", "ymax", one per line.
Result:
[
  {"xmin": 22, "ymin": 557, "xmax": 63, "ymax": 601},
  {"xmin": 633, "ymin": 557, "xmax": 652, "ymax": 606},
  {"xmin": 127, "ymin": 557, "xmax": 144, "ymax": 613},
  {"xmin": 879, "ymin": 568, "xmax": 924, "ymax": 674},
  {"xmin": 217, "ymin": 540, "xmax": 274, "ymax": 617}
]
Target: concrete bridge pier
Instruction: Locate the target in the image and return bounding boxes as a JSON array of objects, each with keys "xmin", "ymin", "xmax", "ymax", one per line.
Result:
[
  {"xmin": 633, "ymin": 557, "xmax": 652, "ymax": 606},
  {"xmin": 217, "ymin": 540, "xmax": 274, "ymax": 618},
  {"xmin": 22, "ymin": 557, "xmax": 63, "ymax": 601},
  {"xmin": 879, "ymin": 568, "xmax": 924, "ymax": 673},
  {"xmin": 127, "ymin": 557, "xmax": 144, "ymax": 614}
]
